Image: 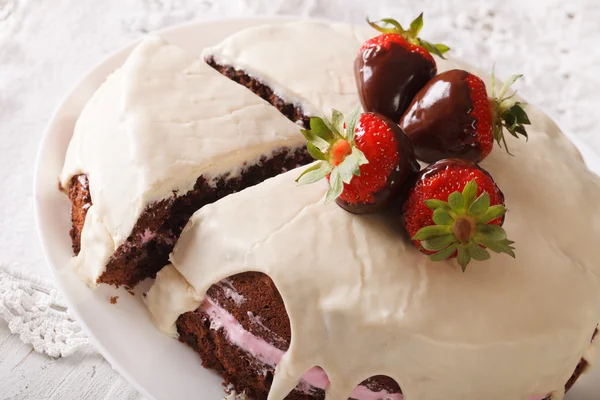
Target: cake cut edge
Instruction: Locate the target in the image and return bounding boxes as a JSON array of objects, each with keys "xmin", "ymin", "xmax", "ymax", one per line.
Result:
[
  {"xmin": 206, "ymin": 57, "xmax": 310, "ymax": 129},
  {"xmin": 66, "ymin": 147, "xmax": 311, "ymax": 288}
]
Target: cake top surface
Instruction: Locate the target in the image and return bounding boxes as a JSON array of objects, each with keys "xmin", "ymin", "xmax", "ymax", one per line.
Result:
[
  {"xmin": 202, "ymin": 21, "xmax": 373, "ymax": 118},
  {"xmin": 60, "ymin": 36, "xmax": 305, "ymax": 285},
  {"xmin": 146, "ymin": 59, "xmax": 600, "ymax": 400}
]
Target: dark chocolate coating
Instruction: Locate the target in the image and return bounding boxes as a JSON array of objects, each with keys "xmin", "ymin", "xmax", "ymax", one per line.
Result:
[
  {"xmin": 355, "ymin": 42, "xmax": 437, "ymax": 122},
  {"xmin": 399, "ymin": 69, "xmax": 481, "ymax": 163},
  {"xmin": 336, "ymin": 114, "xmax": 421, "ymax": 214}
]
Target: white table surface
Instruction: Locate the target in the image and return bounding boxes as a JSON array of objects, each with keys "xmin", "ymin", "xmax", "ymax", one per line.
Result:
[{"xmin": 1, "ymin": 0, "xmax": 599, "ymax": 399}]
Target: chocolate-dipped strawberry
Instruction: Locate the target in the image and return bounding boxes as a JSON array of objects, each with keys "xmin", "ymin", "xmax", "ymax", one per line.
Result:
[
  {"xmin": 400, "ymin": 69, "xmax": 530, "ymax": 163},
  {"xmin": 296, "ymin": 109, "xmax": 419, "ymax": 214},
  {"xmin": 403, "ymin": 158, "xmax": 515, "ymax": 271},
  {"xmin": 354, "ymin": 14, "xmax": 450, "ymax": 122}
]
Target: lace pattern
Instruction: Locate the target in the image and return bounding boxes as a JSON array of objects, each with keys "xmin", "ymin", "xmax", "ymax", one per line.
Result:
[{"xmin": 0, "ymin": 264, "xmax": 90, "ymax": 358}]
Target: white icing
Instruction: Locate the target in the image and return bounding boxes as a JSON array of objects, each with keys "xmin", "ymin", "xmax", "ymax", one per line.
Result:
[
  {"xmin": 72, "ymin": 205, "xmax": 115, "ymax": 287},
  {"xmin": 146, "ymin": 96, "xmax": 600, "ymax": 399},
  {"xmin": 60, "ymin": 36, "xmax": 305, "ymax": 286},
  {"xmin": 202, "ymin": 21, "xmax": 373, "ymax": 118},
  {"xmin": 144, "ymin": 264, "xmax": 200, "ymax": 338}
]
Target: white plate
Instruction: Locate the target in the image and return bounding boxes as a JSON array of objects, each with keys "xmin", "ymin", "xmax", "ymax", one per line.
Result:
[{"xmin": 34, "ymin": 17, "xmax": 600, "ymax": 400}]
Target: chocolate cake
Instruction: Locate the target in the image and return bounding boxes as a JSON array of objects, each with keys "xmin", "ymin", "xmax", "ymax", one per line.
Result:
[
  {"xmin": 66, "ymin": 148, "xmax": 310, "ymax": 288},
  {"xmin": 60, "ymin": 37, "xmax": 309, "ymax": 288}
]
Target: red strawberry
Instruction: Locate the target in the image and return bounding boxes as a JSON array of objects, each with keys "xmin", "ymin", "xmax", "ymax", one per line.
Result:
[
  {"xmin": 400, "ymin": 69, "xmax": 530, "ymax": 163},
  {"xmin": 402, "ymin": 158, "xmax": 515, "ymax": 271},
  {"xmin": 355, "ymin": 14, "xmax": 450, "ymax": 122},
  {"xmin": 296, "ymin": 110, "xmax": 419, "ymax": 214}
]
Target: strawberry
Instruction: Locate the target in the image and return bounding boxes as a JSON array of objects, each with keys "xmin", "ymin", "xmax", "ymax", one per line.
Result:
[
  {"xmin": 296, "ymin": 109, "xmax": 419, "ymax": 214},
  {"xmin": 355, "ymin": 13, "xmax": 450, "ymax": 122},
  {"xmin": 402, "ymin": 158, "xmax": 515, "ymax": 271},
  {"xmin": 400, "ymin": 69, "xmax": 531, "ymax": 163}
]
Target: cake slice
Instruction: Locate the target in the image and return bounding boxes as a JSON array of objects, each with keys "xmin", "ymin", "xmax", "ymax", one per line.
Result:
[
  {"xmin": 203, "ymin": 21, "xmax": 372, "ymax": 126},
  {"xmin": 146, "ymin": 102, "xmax": 600, "ymax": 399},
  {"xmin": 60, "ymin": 36, "xmax": 310, "ymax": 288}
]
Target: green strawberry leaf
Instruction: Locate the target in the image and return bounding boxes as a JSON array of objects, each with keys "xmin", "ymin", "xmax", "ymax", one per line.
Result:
[
  {"xmin": 296, "ymin": 162, "xmax": 333, "ymax": 185},
  {"xmin": 369, "ymin": 17, "xmax": 404, "ymax": 33},
  {"xmin": 300, "ymin": 128, "xmax": 329, "ymax": 151},
  {"xmin": 476, "ymin": 205, "xmax": 507, "ymax": 224},
  {"xmin": 467, "ymin": 243, "xmax": 491, "ymax": 261},
  {"xmin": 424, "ymin": 199, "xmax": 451, "ymax": 211},
  {"xmin": 509, "ymin": 103, "xmax": 530, "ymax": 124},
  {"xmin": 330, "ymin": 109, "xmax": 344, "ymax": 137},
  {"xmin": 448, "ymin": 191, "xmax": 465, "ymax": 211},
  {"xmin": 462, "ymin": 179, "xmax": 478, "ymax": 208},
  {"xmin": 307, "ymin": 142, "xmax": 327, "ymax": 161},
  {"xmin": 337, "ymin": 161, "xmax": 356, "ymax": 185},
  {"xmin": 457, "ymin": 245, "xmax": 471, "ymax": 272},
  {"xmin": 310, "ymin": 117, "xmax": 336, "ymax": 142},
  {"xmin": 325, "ymin": 168, "xmax": 344, "ymax": 204},
  {"xmin": 473, "ymin": 237, "xmax": 516, "ymax": 258},
  {"xmin": 345, "ymin": 107, "xmax": 361, "ymax": 142},
  {"xmin": 421, "ymin": 235, "xmax": 457, "ymax": 252},
  {"xmin": 504, "ymin": 112, "xmax": 517, "ymax": 131},
  {"xmin": 499, "ymin": 74, "xmax": 524, "ymax": 99},
  {"xmin": 475, "ymin": 224, "xmax": 507, "ymax": 241},
  {"xmin": 432, "ymin": 208, "xmax": 454, "ymax": 226},
  {"xmin": 337, "ymin": 147, "xmax": 368, "ymax": 184},
  {"xmin": 468, "ymin": 192, "xmax": 491, "ymax": 215},
  {"xmin": 420, "ymin": 40, "xmax": 448, "ymax": 59},
  {"xmin": 434, "ymin": 43, "xmax": 450, "ymax": 55},
  {"xmin": 412, "ymin": 225, "xmax": 453, "ymax": 241},
  {"xmin": 514, "ymin": 124, "xmax": 529, "ymax": 140},
  {"xmin": 408, "ymin": 13, "xmax": 424, "ymax": 36},
  {"xmin": 429, "ymin": 242, "xmax": 459, "ymax": 261}
]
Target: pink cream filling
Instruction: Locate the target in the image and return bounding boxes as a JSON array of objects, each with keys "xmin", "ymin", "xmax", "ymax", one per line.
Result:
[{"xmin": 201, "ymin": 299, "xmax": 548, "ymax": 400}]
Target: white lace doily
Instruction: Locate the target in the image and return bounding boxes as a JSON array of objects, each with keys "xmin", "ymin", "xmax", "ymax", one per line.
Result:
[
  {"xmin": 1, "ymin": 0, "xmax": 599, "ymax": 363},
  {"xmin": 0, "ymin": 264, "xmax": 90, "ymax": 357}
]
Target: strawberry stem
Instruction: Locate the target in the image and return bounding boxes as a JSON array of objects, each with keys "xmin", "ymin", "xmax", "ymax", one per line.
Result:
[
  {"xmin": 453, "ymin": 216, "xmax": 475, "ymax": 243},
  {"xmin": 330, "ymin": 139, "xmax": 352, "ymax": 166}
]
